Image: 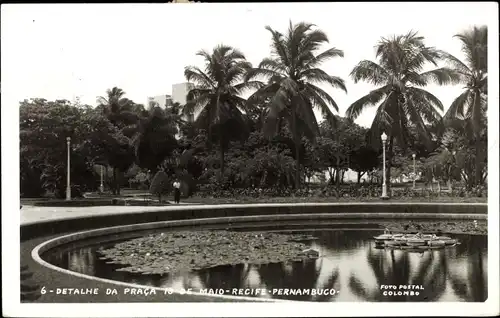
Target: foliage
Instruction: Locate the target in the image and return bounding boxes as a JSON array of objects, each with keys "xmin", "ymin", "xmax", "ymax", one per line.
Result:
[
  {"xmin": 441, "ymin": 25, "xmax": 488, "ymax": 186},
  {"xmin": 245, "ymin": 21, "xmax": 347, "ymax": 188},
  {"xmin": 133, "ymin": 106, "xmax": 179, "ymax": 172},
  {"xmin": 20, "ymin": 99, "xmax": 112, "ymax": 198},
  {"xmin": 196, "ymin": 183, "xmax": 486, "ymax": 199},
  {"xmin": 184, "ymin": 44, "xmax": 254, "ymax": 181},
  {"xmin": 149, "ymin": 170, "xmax": 169, "ymax": 201},
  {"xmin": 345, "ymin": 31, "xmax": 460, "ymax": 193},
  {"xmin": 19, "ymin": 26, "xmax": 489, "ymax": 198}
]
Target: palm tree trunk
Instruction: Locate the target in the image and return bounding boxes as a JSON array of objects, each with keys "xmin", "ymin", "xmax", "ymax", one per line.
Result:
[
  {"xmin": 474, "ymin": 137, "xmax": 482, "ymax": 187},
  {"xmin": 116, "ymin": 170, "xmax": 121, "ymax": 195},
  {"xmin": 386, "ymin": 135, "xmax": 394, "ymax": 193},
  {"xmin": 105, "ymin": 165, "xmax": 109, "ymax": 192},
  {"xmin": 291, "ymin": 106, "xmax": 300, "ymax": 189},
  {"xmin": 219, "ymin": 136, "xmax": 225, "ymax": 183},
  {"xmin": 112, "ymin": 168, "xmax": 117, "ymax": 195}
]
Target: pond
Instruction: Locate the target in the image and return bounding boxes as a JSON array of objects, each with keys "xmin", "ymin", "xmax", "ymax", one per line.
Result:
[{"xmin": 42, "ymin": 228, "xmax": 487, "ymax": 302}]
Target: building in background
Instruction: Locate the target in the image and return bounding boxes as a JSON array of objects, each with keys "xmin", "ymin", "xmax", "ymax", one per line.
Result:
[
  {"xmin": 172, "ymin": 82, "xmax": 194, "ymax": 105},
  {"xmin": 146, "ymin": 82, "xmax": 197, "ymax": 123},
  {"xmin": 147, "ymin": 94, "xmax": 173, "ymax": 108}
]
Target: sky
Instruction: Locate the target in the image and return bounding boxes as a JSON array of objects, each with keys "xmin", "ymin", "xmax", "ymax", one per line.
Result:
[{"xmin": 0, "ymin": 2, "xmax": 494, "ymax": 128}]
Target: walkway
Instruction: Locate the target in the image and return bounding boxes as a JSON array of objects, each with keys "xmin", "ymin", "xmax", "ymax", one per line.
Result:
[{"xmin": 20, "ymin": 201, "xmax": 487, "ymax": 226}]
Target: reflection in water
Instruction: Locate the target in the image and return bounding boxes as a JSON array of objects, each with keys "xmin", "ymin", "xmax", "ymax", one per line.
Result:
[{"xmin": 43, "ymin": 230, "xmax": 487, "ymax": 302}]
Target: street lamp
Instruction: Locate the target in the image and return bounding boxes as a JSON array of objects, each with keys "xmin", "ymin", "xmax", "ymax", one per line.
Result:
[
  {"xmin": 66, "ymin": 137, "xmax": 71, "ymax": 201},
  {"xmin": 100, "ymin": 165, "xmax": 104, "ymax": 193},
  {"xmin": 412, "ymin": 153, "xmax": 416, "ymax": 190},
  {"xmin": 381, "ymin": 132, "xmax": 389, "ymax": 199}
]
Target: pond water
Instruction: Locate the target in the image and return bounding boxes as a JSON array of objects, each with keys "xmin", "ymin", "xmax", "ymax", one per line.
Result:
[{"xmin": 42, "ymin": 229, "xmax": 487, "ymax": 302}]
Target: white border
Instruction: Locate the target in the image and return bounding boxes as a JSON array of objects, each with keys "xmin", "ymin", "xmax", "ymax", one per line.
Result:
[{"xmin": 2, "ymin": 2, "xmax": 499, "ymax": 317}]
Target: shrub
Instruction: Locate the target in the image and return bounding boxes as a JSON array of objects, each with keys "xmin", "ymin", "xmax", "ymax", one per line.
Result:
[{"xmin": 149, "ymin": 171, "xmax": 169, "ymax": 202}]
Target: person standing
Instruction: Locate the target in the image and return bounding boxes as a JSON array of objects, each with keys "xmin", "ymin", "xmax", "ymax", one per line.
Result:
[{"xmin": 173, "ymin": 178, "xmax": 181, "ymax": 204}]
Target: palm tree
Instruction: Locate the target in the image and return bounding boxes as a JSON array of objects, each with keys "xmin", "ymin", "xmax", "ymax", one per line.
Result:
[
  {"xmin": 245, "ymin": 21, "xmax": 347, "ymax": 189},
  {"xmin": 97, "ymin": 87, "xmax": 142, "ymax": 194},
  {"xmin": 132, "ymin": 106, "xmax": 179, "ymax": 174},
  {"xmin": 184, "ymin": 44, "xmax": 254, "ymax": 182},
  {"xmin": 97, "ymin": 87, "xmax": 140, "ymax": 131},
  {"xmin": 441, "ymin": 26, "xmax": 488, "ymax": 187},
  {"xmin": 345, "ymin": 31, "xmax": 460, "ymax": 192}
]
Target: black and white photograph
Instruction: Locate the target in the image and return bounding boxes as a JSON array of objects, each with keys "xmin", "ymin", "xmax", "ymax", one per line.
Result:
[{"xmin": 2, "ymin": 2, "xmax": 499, "ymax": 317}]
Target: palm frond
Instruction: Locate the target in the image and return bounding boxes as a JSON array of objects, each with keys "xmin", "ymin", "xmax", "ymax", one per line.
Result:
[
  {"xmin": 305, "ymin": 83, "xmax": 340, "ymax": 113},
  {"xmin": 184, "ymin": 91, "xmax": 212, "ymax": 116},
  {"xmin": 295, "ymin": 94, "xmax": 320, "ymax": 138},
  {"xmin": 409, "ymin": 87, "xmax": 445, "ymax": 112},
  {"xmin": 419, "ymin": 68, "xmax": 464, "ymax": 85},
  {"xmin": 444, "ymin": 90, "xmax": 471, "ymax": 122},
  {"xmin": 184, "ymin": 66, "xmax": 215, "ymax": 89},
  {"xmin": 226, "ymin": 61, "xmax": 253, "ymax": 86},
  {"xmin": 96, "ymin": 96, "xmax": 109, "ymax": 106},
  {"xmin": 234, "ymin": 81, "xmax": 265, "ymax": 94},
  {"xmin": 294, "ymin": 29, "xmax": 329, "ymax": 68},
  {"xmin": 369, "ymin": 93, "xmax": 394, "ymax": 145},
  {"xmin": 265, "ymin": 25, "xmax": 289, "ymax": 67},
  {"xmin": 470, "ymin": 89, "xmax": 484, "ymax": 136},
  {"xmin": 454, "ymin": 25, "xmax": 488, "ymax": 73},
  {"xmin": 345, "ymin": 86, "xmax": 389, "ymax": 119},
  {"xmin": 244, "ymin": 67, "xmax": 282, "ymax": 82},
  {"xmin": 405, "ymin": 94, "xmax": 435, "ymax": 150},
  {"xmin": 300, "ymin": 68, "xmax": 347, "ymax": 92},
  {"xmin": 479, "ymin": 75, "xmax": 487, "ymax": 93},
  {"xmin": 303, "ymin": 47, "xmax": 344, "ymax": 70},
  {"xmin": 246, "ymin": 82, "xmax": 280, "ymax": 107},
  {"xmin": 350, "ymin": 60, "xmax": 389, "ymax": 85},
  {"xmin": 302, "ymin": 85, "xmax": 337, "ymax": 128},
  {"xmin": 258, "ymin": 58, "xmax": 287, "ymax": 74},
  {"xmin": 438, "ymin": 51, "xmax": 472, "ymax": 75}
]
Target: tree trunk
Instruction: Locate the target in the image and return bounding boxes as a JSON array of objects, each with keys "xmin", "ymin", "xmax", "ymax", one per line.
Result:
[
  {"xmin": 328, "ymin": 168, "xmax": 334, "ymax": 185},
  {"xmin": 335, "ymin": 168, "xmax": 340, "ymax": 189},
  {"xmin": 219, "ymin": 136, "xmax": 225, "ymax": 183},
  {"xmin": 105, "ymin": 165, "xmax": 109, "ymax": 192},
  {"xmin": 291, "ymin": 107, "xmax": 300, "ymax": 189},
  {"xmin": 117, "ymin": 170, "xmax": 121, "ymax": 195},
  {"xmin": 112, "ymin": 168, "xmax": 117, "ymax": 195},
  {"xmin": 474, "ymin": 137, "xmax": 482, "ymax": 187},
  {"xmin": 386, "ymin": 135, "xmax": 394, "ymax": 194},
  {"xmin": 357, "ymin": 171, "xmax": 364, "ymax": 184}
]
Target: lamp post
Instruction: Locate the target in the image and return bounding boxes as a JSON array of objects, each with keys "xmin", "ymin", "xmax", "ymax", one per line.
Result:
[
  {"xmin": 66, "ymin": 137, "xmax": 71, "ymax": 201},
  {"xmin": 100, "ymin": 165, "xmax": 104, "ymax": 193},
  {"xmin": 381, "ymin": 132, "xmax": 389, "ymax": 199},
  {"xmin": 412, "ymin": 153, "xmax": 416, "ymax": 190}
]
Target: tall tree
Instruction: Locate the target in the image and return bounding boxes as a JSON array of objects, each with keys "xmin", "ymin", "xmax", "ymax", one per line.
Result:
[
  {"xmin": 441, "ymin": 25, "xmax": 488, "ymax": 186},
  {"xmin": 133, "ymin": 106, "xmax": 179, "ymax": 174},
  {"xmin": 184, "ymin": 44, "xmax": 254, "ymax": 182},
  {"xmin": 345, "ymin": 31, "xmax": 460, "ymax": 193},
  {"xmin": 97, "ymin": 87, "xmax": 140, "ymax": 130},
  {"xmin": 245, "ymin": 21, "xmax": 347, "ymax": 188},
  {"xmin": 97, "ymin": 87, "xmax": 141, "ymax": 194}
]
